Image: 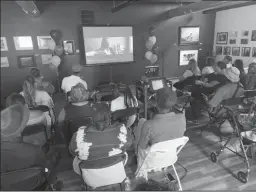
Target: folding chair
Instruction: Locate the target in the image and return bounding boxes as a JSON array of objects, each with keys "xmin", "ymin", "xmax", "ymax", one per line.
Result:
[
  {"xmin": 135, "ymin": 136, "xmax": 189, "ymax": 191},
  {"xmin": 79, "ymin": 152, "xmax": 128, "ymax": 190}
]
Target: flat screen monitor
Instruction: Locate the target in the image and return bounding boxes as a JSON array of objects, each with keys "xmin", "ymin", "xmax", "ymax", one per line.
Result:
[
  {"xmin": 149, "ymin": 78, "xmax": 166, "ymax": 91},
  {"xmin": 82, "ymin": 26, "xmax": 134, "ymax": 65}
]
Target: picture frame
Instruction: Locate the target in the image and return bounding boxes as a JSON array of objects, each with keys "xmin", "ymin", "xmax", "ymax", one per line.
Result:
[
  {"xmin": 179, "ymin": 49, "xmax": 198, "ymax": 66},
  {"xmin": 241, "ymin": 47, "xmax": 251, "ymax": 57},
  {"xmin": 1, "ymin": 57, "xmax": 9, "ymax": 68},
  {"xmin": 37, "ymin": 36, "xmax": 52, "ymax": 49},
  {"xmin": 229, "ymin": 39, "xmax": 236, "ymax": 44},
  {"xmin": 17, "ymin": 55, "xmax": 36, "ymax": 68},
  {"xmin": 41, "ymin": 54, "xmax": 53, "ymax": 64},
  {"xmin": 13, "ymin": 36, "xmax": 33, "ymax": 50},
  {"xmin": 252, "ymin": 47, "xmax": 256, "ymax": 57},
  {"xmin": 232, "ymin": 47, "xmax": 240, "ymax": 56},
  {"xmin": 241, "ymin": 39, "xmax": 248, "ymax": 45},
  {"xmin": 1, "ymin": 37, "xmax": 8, "ymax": 51},
  {"xmin": 223, "ymin": 46, "xmax": 231, "ymax": 55},
  {"xmin": 216, "ymin": 46, "xmax": 223, "ymax": 55},
  {"xmin": 216, "ymin": 32, "xmax": 228, "ymax": 44},
  {"xmin": 242, "ymin": 30, "xmax": 249, "ymax": 37},
  {"xmin": 251, "ymin": 30, "xmax": 256, "ymax": 41},
  {"xmin": 179, "ymin": 26, "xmax": 200, "ymax": 46},
  {"xmin": 229, "ymin": 31, "xmax": 238, "ymax": 38},
  {"xmin": 63, "ymin": 40, "xmax": 75, "ymax": 55}
]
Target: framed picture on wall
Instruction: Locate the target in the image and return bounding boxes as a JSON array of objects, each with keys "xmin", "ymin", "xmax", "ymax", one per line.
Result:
[
  {"xmin": 17, "ymin": 55, "xmax": 36, "ymax": 68},
  {"xmin": 1, "ymin": 37, "xmax": 8, "ymax": 51},
  {"xmin": 242, "ymin": 30, "xmax": 249, "ymax": 37},
  {"xmin": 37, "ymin": 36, "xmax": 52, "ymax": 49},
  {"xmin": 13, "ymin": 36, "xmax": 33, "ymax": 50},
  {"xmin": 179, "ymin": 50, "xmax": 198, "ymax": 66},
  {"xmin": 232, "ymin": 47, "xmax": 240, "ymax": 56},
  {"xmin": 216, "ymin": 46, "xmax": 223, "ymax": 55},
  {"xmin": 229, "ymin": 31, "xmax": 238, "ymax": 38},
  {"xmin": 241, "ymin": 47, "xmax": 251, "ymax": 57},
  {"xmin": 223, "ymin": 46, "xmax": 231, "ymax": 55},
  {"xmin": 63, "ymin": 40, "xmax": 75, "ymax": 55},
  {"xmin": 1, "ymin": 57, "xmax": 9, "ymax": 68},
  {"xmin": 241, "ymin": 39, "xmax": 248, "ymax": 45},
  {"xmin": 229, "ymin": 39, "xmax": 236, "ymax": 44},
  {"xmin": 179, "ymin": 26, "xmax": 200, "ymax": 45},
  {"xmin": 251, "ymin": 30, "xmax": 256, "ymax": 41},
  {"xmin": 41, "ymin": 54, "xmax": 53, "ymax": 64},
  {"xmin": 216, "ymin": 32, "xmax": 228, "ymax": 44},
  {"xmin": 252, "ymin": 47, "xmax": 256, "ymax": 57}
]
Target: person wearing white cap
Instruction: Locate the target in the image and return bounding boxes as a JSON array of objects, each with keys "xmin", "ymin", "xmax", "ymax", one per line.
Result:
[
  {"xmin": 245, "ymin": 62, "xmax": 256, "ymax": 90},
  {"xmin": 61, "ymin": 64, "xmax": 88, "ymax": 94},
  {"xmin": 223, "ymin": 55, "xmax": 233, "ymax": 68}
]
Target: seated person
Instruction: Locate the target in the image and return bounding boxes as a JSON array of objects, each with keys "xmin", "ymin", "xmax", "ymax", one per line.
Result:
[
  {"xmin": 202, "ymin": 57, "xmax": 215, "ymax": 75},
  {"xmin": 133, "ymin": 87, "xmax": 186, "ymax": 163},
  {"xmin": 245, "ymin": 62, "xmax": 256, "ymax": 90},
  {"xmin": 222, "ymin": 55, "xmax": 232, "ymax": 68},
  {"xmin": 189, "ymin": 67, "xmax": 241, "ymax": 123},
  {"xmin": 180, "ymin": 59, "xmax": 201, "ymax": 81},
  {"xmin": 30, "ymin": 68, "xmax": 55, "ymax": 96},
  {"xmin": 58, "ymin": 83, "xmax": 93, "ymax": 142},
  {"xmin": 5, "ymin": 93, "xmax": 48, "ymax": 145},
  {"xmin": 233, "ymin": 59, "xmax": 246, "ymax": 87},
  {"xmin": 69, "ymin": 103, "xmax": 132, "ymax": 188},
  {"xmin": 1, "ymin": 103, "xmax": 47, "ymax": 173},
  {"xmin": 20, "ymin": 75, "xmax": 55, "ymax": 138},
  {"xmin": 111, "ymin": 84, "xmax": 138, "ymax": 127},
  {"xmin": 61, "ymin": 64, "xmax": 88, "ymax": 94}
]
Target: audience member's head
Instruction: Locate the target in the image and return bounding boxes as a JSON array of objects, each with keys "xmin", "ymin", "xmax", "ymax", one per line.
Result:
[
  {"xmin": 223, "ymin": 55, "xmax": 232, "ymax": 64},
  {"xmin": 188, "ymin": 59, "xmax": 197, "ymax": 70},
  {"xmin": 206, "ymin": 57, "xmax": 215, "ymax": 66},
  {"xmin": 248, "ymin": 62, "xmax": 256, "ymax": 74},
  {"xmin": 223, "ymin": 67, "xmax": 240, "ymax": 83},
  {"xmin": 1, "ymin": 103, "xmax": 29, "ymax": 141},
  {"xmin": 22, "ymin": 75, "xmax": 36, "ymax": 107},
  {"xmin": 134, "ymin": 179, "xmax": 173, "ymax": 191},
  {"xmin": 69, "ymin": 83, "xmax": 89, "ymax": 103},
  {"xmin": 214, "ymin": 61, "xmax": 226, "ymax": 73},
  {"xmin": 233, "ymin": 59, "xmax": 245, "ymax": 74},
  {"xmin": 72, "ymin": 64, "xmax": 82, "ymax": 75},
  {"xmin": 156, "ymin": 87, "xmax": 177, "ymax": 113},
  {"xmin": 91, "ymin": 103, "xmax": 111, "ymax": 131},
  {"xmin": 30, "ymin": 68, "xmax": 43, "ymax": 88},
  {"xmin": 6, "ymin": 93, "xmax": 26, "ymax": 107}
]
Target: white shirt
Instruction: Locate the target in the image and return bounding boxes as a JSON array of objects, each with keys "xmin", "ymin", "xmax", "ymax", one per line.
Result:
[{"xmin": 61, "ymin": 75, "xmax": 88, "ymax": 93}]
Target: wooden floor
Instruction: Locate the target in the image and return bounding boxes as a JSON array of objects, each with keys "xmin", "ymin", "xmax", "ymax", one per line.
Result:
[{"xmin": 55, "ymin": 130, "xmax": 256, "ymax": 191}]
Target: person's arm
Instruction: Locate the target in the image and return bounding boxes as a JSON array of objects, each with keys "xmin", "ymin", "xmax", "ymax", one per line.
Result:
[
  {"xmin": 80, "ymin": 79, "xmax": 88, "ymax": 90},
  {"xmin": 196, "ymin": 80, "xmax": 219, "ymax": 88},
  {"xmin": 69, "ymin": 132, "xmax": 78, "ymax": 157},
  {"xmin": 61, "ymin": 78, "xmax": 65, "ymax": 91},
  {"xmin": 138, "ymin": 122, "xmax": 151, "ymax": 150},
  {"xmin": 208, "ymin": 87, "xmax": 227, "ymax": 108},
  {"xmin": 58, "ymin": 108, "xmax": 66, "ymax": 128}
]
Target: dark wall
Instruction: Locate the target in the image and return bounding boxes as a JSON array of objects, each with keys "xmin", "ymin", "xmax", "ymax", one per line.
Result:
[{"xmin": 0, "ymin": 1, "xmax": 215, "ymax": 106}]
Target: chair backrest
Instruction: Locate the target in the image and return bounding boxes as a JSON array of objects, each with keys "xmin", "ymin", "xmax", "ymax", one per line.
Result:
[
  {"xmin": 67, "ymin": 117, "xmax": 92, "ymax": 143},
  {"xmin": 136, "ymin": 136, "xmax": 189, "ymax": 177}
]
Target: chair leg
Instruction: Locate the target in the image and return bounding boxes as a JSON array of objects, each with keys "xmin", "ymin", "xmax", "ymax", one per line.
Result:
[{"xmin": 172, "ymin": 165, "xmax": 182, "ymax": 191}]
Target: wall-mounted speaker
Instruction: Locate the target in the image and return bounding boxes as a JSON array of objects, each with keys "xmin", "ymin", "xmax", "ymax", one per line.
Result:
[{"xmin": 81, "ymin": 10, "xmax": 94, "ymax": 25}]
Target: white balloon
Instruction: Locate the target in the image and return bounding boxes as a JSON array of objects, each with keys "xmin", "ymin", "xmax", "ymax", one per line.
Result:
[
  {"xmin": 51, "ymin": 55, "xmax": 61, "ymax": 67},
  {"xmin": 145, "ymin": 51, "xmax": 153, "ymax": 60},
  {"xmin": 149, "ymin": 36, "xmax": 156, "ymax": 45},
  {"xmin": 145, "ymin": 40, "xmax": 154, "ymax": 50},
  {"xmin": 47, "ymin": 39, "xmax": 56, "ymax": 51},
  {"xmin": 150, "ymin": 54, "xmax": 158, "ymax": 64}
]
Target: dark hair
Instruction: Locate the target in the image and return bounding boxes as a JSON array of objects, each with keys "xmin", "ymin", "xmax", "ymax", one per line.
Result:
[
  {"xmin": 22, "ymin": 75, "xmax": 37, "ymax": 107},
  {"xmin": 91, "ymin": 103, "xmax": 111, "ymax": 131},
  {"xmin": 6, "ymin": 93, "xmax": 25, "ymax": 107},
  {"xmin": 216, "ymin": 61, "xmax": 226, "ymax": 70},
  {"xmin": 206, "ymin": 57, "xmax": 215, "ymax": 66},
  {"xmin": 134, "ymin": 179, "xmax": 172, "ymax": 191},
  {"xmin": 156, "ymin": 87, "xmax": 177, "ymax": 110},
  {"xmin": 224, "ymin": 55, "xmax": 232, "ymax": 62},
  {"xmin": 233, "ymin": 59, "xmax": 244, "ymax": 73},
  {"xmin": 30, "ymin": 68, "xmax": 41, "ymax": 78}
]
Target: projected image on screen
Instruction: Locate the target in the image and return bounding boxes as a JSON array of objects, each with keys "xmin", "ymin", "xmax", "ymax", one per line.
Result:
[
  {"xmin": 82, "ymin": 26, "xmax": 134, "ymax": 65},
  {"xmin": 152, "ymin": 80, "xmax": 164, "ymax": 91}
]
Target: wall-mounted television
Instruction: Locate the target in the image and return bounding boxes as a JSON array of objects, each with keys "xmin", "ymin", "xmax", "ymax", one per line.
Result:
[{"xmin": 81, "ymin": 25, "xmax": 134, "ymax": 65}]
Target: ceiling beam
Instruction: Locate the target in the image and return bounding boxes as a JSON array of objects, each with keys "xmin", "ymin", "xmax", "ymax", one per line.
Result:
[
  {"xmin": 203, "ymin": 1, "xmax": 256, "ymax": 14},
  {"xmin": 166, "ymin": 1, "xmax": 230, "ymax": 18}
]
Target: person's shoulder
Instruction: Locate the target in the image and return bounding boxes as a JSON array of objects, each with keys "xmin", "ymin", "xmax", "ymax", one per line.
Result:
[{"xmin": 36, "ymin": 90, "xmax": 51, "ymax": 97}]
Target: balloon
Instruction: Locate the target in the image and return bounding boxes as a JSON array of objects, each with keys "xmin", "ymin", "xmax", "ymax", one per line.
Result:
[
  {"xmin": 54, "ymin": 45, "xmax": 64, "ymax": 56},
  {"xmin": 50, "ymin": 30, "xmax": 62, "ymax": 42},
  {"xmin": 145, "ymin": 51, "xmax": 153, "ymax": 60},
  {"xmin": 51, "ymin": 55, "xmax": 61, "ymax": 67},
  {"xmin": 148, "ymin": 36, "xmax": 156, "ymax": 45},
  {"xmin": 47, "ymin": 39, "xmax": 56, "ymax": 50},
  {"xmin": 149, "ymin": 26, "xmax": 155, "ymax": 36},
  {"xmin": 150, "ymin": 54, "xmax": 158, "ymax": 64},
  {"xmin": 145, "ymin": 40, "xmax": 154, "ymax": 50}
]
